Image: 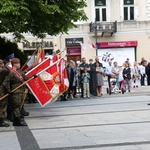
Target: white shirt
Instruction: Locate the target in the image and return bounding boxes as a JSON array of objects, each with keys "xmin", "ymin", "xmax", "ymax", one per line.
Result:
[
  {"xmin": 106, "ymin": 65, "xmax": 113, "ymax": 75},
  {"xmin": 6, "ymin": 62, "xmax": 12, "ymax": 68},
  {"xmin": 112, "ymin": 66, "xmax": 120, "ymax": 74},
  {"xmin": 132, "ymin": 65, "xmax": 139, "ymax": 75},
  {"xmin": 139, "ymin": 65, "xmax": 145, "ymax": 75}
]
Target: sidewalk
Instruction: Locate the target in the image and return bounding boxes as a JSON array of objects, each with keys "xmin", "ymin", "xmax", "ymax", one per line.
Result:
[{"xmin": 0, "ymin": 84, "xmax": 150, "ymax": 150}]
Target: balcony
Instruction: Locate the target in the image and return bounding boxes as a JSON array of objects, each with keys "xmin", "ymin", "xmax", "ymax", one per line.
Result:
[{"xmin": 89, "ymin": 21, "xmax": 117, "ymax": 37}]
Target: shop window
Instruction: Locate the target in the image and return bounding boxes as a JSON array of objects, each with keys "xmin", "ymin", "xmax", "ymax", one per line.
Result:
[
  {"xmin": 124, "ymin": 0, "xmax": 134, "ymax": 20},
  {"xmin": 95, "ymin": 0, "xmax": 107, "ymax": 22}
]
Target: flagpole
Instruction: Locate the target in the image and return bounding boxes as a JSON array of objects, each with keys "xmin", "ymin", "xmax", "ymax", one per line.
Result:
[
  {"xmin": 0, "ymin": 77, "xmax": 34, "ymax": 101},
  {"xmin": 20, "ymin": 88, "xmax": 29, "ymax": 110},
  {"xmin": 0, "ymin": 56, "xmax": 67, "ymax": 101}
]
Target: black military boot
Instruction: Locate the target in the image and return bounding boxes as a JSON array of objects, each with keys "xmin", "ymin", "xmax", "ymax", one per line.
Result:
[
  {"xmin": 0, "ymin": 118, "xmax": 10, "ymax": 127},
  {"xmin": 21, "ymin": 107, "xmax": 29, "ymax": 116},
  {"xmin": 13, "ymin": 117, "xmax": 27, "ymax": 126},
  {"xmin": 6, "ymin": 112, "xmax": 14, "ymax": 122},
  {"xmin": 20, "ymin": 114, "xmax": 24, "ymax": 119}
]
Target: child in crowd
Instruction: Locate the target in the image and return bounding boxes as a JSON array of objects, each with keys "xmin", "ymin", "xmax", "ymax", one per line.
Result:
[{"xmin": 82, "ymin": 68, "xmax": 90, "ymax": 98}]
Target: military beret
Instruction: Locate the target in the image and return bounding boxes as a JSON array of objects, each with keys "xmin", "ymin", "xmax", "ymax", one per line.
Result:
[{"xmin": 5, "ymin": 53, "xmax": 15, "ymax": 61}]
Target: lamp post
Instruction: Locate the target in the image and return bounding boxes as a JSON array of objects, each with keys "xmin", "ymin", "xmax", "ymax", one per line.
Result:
[{"xmin": 94, "ymin": 21, "xmax": 98, "ymax": 56}]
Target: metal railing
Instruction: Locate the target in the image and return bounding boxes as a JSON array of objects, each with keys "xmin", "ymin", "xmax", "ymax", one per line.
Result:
[{"xmin": 89, "ymin": 21, "xmax": 117, "ymax": 35}]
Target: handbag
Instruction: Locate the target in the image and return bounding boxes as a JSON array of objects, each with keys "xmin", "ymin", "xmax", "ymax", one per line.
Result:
[{"xmin": 127, "ymin": 74, "xmax": 131, "ymax": 80}]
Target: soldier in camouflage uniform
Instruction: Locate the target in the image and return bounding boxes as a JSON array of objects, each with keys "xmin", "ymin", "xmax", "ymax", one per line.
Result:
[
  {"xmin": 5, "ymin": 53, "xmax": 15, "ymax": 121},
  {"xmin": 3, "ymin": 58, "xmax": 29, "ymax": 126},
  {"xmin": 0, "ymin": 59, "xmax": 10, "ymax": 127}
]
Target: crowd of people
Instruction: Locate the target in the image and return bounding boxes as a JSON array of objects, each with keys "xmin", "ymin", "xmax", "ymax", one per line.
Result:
[
  {"xmin": 0, "ymin": 53, "xmax": 149, "ymax": 127},
  {"xmin": 61, "ymin": 56, "xmax": 149, "ymax": 101}
]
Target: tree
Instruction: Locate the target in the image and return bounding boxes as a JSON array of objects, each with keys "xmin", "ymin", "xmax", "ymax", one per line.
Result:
[
  {"xmin": 0, "ymin": 0, "xmax": 88, "ymax": 41},
  {"xmin": 0, "ymin": 37, "xmax": 27, "ymax": 65}
]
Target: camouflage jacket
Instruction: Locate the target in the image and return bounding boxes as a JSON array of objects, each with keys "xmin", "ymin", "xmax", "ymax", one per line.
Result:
[
  {"xmin": 0, "ymin": 67, "xmax": 10, "ymax": 97},
  {"xmin": 2, "ymin": 69, "xmax": 29, "ymax": 94}
]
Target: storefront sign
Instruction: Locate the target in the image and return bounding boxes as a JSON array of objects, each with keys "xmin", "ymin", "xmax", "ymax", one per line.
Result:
[
  {"xmin": 23, "ymin": 41, "xmax": 53, "ymax": 49},
  {"xmin": 67, "ymin": 47, "xmax": 81, "ymax": 56},
  {"xmin": 97, "ymin": 41, "xmax": 138, "ymax": 48},
  {"xmin": 65, "ymin": 38, "xmax": 83, "ymax": 47}
]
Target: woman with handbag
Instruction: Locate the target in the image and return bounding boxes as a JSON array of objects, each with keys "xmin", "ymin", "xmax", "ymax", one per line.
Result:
[
  {"xmin": 123, "ymin": 62, "xmax": 132, "ymax": 92},
  {"xmin": 95, "ymin": 62, "xmax": 104, "ymax": 97}
]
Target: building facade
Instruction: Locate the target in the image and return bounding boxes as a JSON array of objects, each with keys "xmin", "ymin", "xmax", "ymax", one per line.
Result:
[
  {"xmin": 66, "ymin": 0, "xmax": 150, "ymax": 66},
  {"xmin": 1, "ymin": 0, "xmax": 150, "ymax": 66}
]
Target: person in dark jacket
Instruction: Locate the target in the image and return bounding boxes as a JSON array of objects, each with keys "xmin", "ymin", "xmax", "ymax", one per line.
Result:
[
  {"xmin": 141, "ymin": 60, "xmax": 150, "ymax": 86},
  {"xmin": 88, "ymin": 59, "xmax": 93, "ymax": 94},
  {"xmin": 68, "ymin": 61, "xmax": 78, "ymax": 99},
  {"xmin": 90, "ymin": 57, "xmax": 103, "ymax": 96},
  {"xmin": 123, "ymin": 62, "xmax": 131, "ymax": 92}
]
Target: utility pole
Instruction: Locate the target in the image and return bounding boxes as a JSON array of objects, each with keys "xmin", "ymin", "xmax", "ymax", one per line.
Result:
[{"xmin": 95, "ymin": 21, "xmax": 98, "ymax": 56}]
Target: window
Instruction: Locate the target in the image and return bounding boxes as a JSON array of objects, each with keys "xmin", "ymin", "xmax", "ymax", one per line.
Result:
[
  {"xmin": 124, "ymin": 0, "xmax": 134, "ymax": 20},
  {"xmin": 95, "ymin": 0, "xmax": 107, "ymax": 21},
  {"xmin": 95, "ymin": 0, "xmax": 106, "ymax": 6},
  {"xmin": 124, "ymin": 0, "xmax": 134, "ymax": 5},
  {"xmin": 95, "ymin": 9, "xmax": 100, "ymax": 21}
]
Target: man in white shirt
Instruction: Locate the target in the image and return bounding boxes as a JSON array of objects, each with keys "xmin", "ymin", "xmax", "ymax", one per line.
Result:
[
  {"xmin": 105, "ymin": 61, "xmax": 115, "ymax": 89},
  {"xmin": 139, "ymin": 64, "xmax": 146, "ymax": 86},
  {"xmin": 112, "ymin": 61, "xmax": 120, "ymax": 88}
]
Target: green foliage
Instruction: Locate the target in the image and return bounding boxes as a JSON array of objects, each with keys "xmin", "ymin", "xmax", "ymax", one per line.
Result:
[
  {"xmin": 0, "ymin": 37, "xmax": 27, "ymax": 65},
  {"xmin": 0, "ymin": 0, "xmax": 88, "ymax": 41}
]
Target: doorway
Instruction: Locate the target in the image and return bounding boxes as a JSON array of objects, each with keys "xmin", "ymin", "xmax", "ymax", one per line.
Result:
[{"xmin": 67, "ymin": 55, "xmax": 81, "ymax": 64}]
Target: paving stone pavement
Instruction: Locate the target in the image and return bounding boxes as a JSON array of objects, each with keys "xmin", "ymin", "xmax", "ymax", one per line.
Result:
[{"xmin": 0, "ymin": 86, "xmax": 150, "ymax": 150}]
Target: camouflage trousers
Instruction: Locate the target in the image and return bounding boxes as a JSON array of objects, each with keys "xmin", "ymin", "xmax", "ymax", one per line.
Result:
[
  {"xmin": 0, "ymin": 98, "xmax": 8, "ymax": 118},
  {"xmin": 12, "ymin": 93, "xmax": 23, "ymax": 117}
]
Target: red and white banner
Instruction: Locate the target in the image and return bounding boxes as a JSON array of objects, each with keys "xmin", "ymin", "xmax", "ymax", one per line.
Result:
[
  {"xmin": 88, "ymin": 38, "xmax": 96, "ymax": 48},
  {"xmin": 59, "ymin": 58, "xmax": 69, "ymax": 95},
  {"xmin": 78, "ymin": 42, "xmax": 87, "ymax": 51},
  {"xmin": 26, "ymin": 56, "xmax": 69, "ymax": 106},
  {"xmin": 22, "ymin": 48, "xmax": 45, "ymax": 71},
  {"xmin": 26, "ymin": 58, "xmax": 52, "ymax": 106},
  {"xmin": 38, "ymin": 48, "xmax": 45, "ymax": 63}
]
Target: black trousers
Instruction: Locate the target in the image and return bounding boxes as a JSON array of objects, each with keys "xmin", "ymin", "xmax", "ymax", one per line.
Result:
[
  {"xmin": 140, "ymin": 74, "xmax": 145, "ymax": 86},
  {"xmin": 107, "ymin": 76, "xmax": 111, "ymax": 89},
  {"xmin": 80, "ymin": 83, "xmax": 83, "ymax": 97},
  {"xmin": 147, "ymin": 75, "xmax": 150, "ymax": 86}
]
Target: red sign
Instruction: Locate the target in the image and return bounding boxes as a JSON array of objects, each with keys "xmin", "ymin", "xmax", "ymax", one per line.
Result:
[
  {"xmin": 67, "ymin": 47, "xmax": 81, "ymax": 56},
  {"xmin": 98, "ymin": 41, "xmax": 138, "ymax": 48}
]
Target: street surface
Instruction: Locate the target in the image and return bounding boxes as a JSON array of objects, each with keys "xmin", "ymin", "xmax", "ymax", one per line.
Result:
[{"xmin": 1, "ymin": 86, "xmax": 150, "ymax": 150}]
